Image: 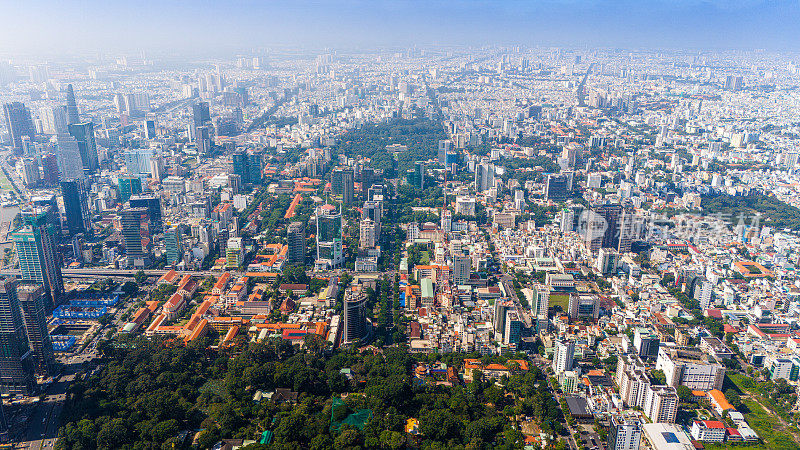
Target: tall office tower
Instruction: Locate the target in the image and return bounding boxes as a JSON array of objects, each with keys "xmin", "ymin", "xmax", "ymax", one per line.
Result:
[
  {"xmin": 362, "ymin": 201, "xmax": 382, "ymax": 230},
  {"xmin": 61, "ymin": 179, "xmax": 92, "ymax": 236},
  {"xmin": 644, "ymin": 385, "xmax": 678, "ymax": 424},
  {"xmin": 0, "ymin": 278, "xmax": 35, "ymax": 396},
  {"xmin": 3, "ymin": 102, "xmax": 35, "ymax": 151},
  {"xmin": 414, "ymin": 161, "xmax": 426, "ymax": 189},
  {"xmin": 112, "ymin": 93, "xmax": 125, "ymax": 114},
  {"xmin": 55, "ymin": 133, "xmax": 84, "ymax": 180},
  {"xmin": 231, "ymin": 150, "xmax": 262, "ymax": 184},
  {"xmin": 608, "ymin": 416, "xmax": 642, "ymax": 450},
  {"xmin": 120, "ymin": 207, "xmax": 150, "ymax": 268},
  {"xmin": 21, "ymin": 158, "xmax": 40, "ymax": 188},
  {"xmin": 343, "ymin": 287, "xmax": 367, "ymax": 344},
  {"xmin": 560, "ymin": 208, "xmax": 575, "ymax": 232},
  {"xmin": 234, "ymin": 85, "xmax": 249, "ymax": 106},
  {"xmin": 493, "ymin": 300, "xmax": 511, "ymax": 335},
  {"xmin": 589, "ymin": 203, "xmax": 623, "ymax": 253},
  {"xmin": 117, "ymin": 176, "xmax": 142, "ymax": 204},
  {"xmin": 616, "ymin": 205, "xmax": 641, "ymax": 253},
  {"xmin": 39, "ymin": 105, "xmax": 68, "ymax": 134},
  {"xmin": 341, "ymin": 167, "xmax": 354, "ymax": 204},
  {"xmin": 64, "ymin": 84, "xmax": 80, "ymax": 124},
  {"xmin": 286, "ymin": 222, "xmax": 305, "ymax": 266},
  {"xmin": 694, "ymin": 278, "xmax": 713, "ymax": 310},
  {"xmin": 17, "ymin": 282, "xmax": 54, "ymax": 376},
  {"xmin": 332, "ymin": 167, "xmax": 354, "ymax": 204},
  {"xmin": 544, "ymin": 173, "xmax": 572, "ymax": 201},
  {"xmin": 724, "ymin": 75, "xmax": 743, "ymax": 91},
  {"xmin": 192, "ymin": 101, "xmax": 211, "ymax": 141},
  {"xmin": 41, "ymin": 153, "xmax": 60, "ymax": 185},
  {"xmin": 438, "ymin": 139, "xmax": 452, "ymax": 165},
  {"xmin": 11, "ymin": 213, "xmax": 63, "ymax": 307},
  {"xmin": 123, "ymin": 148, "xmax": 154, "ymax": 176},
  {"xmin": 474, "ymin": 161, "xmax": 495, "ymax": 192},
  {"xmin": 164, "ymin": 225, "xmax": 182, "ymax": 266},
  {"xmin": 129, "ymin": 195, "xmax": 163, "ymax": 234},
  {"xmin": 226, "ymin": 237, "xmax": 243, "ymax": 269},
  {"xmin": 452, "ymin": 253, "xmax": 471, "ymax": 285},
  {"xmin": 315, "ymin": 204, "xmax": 343, "ymax": 269},
  {"xmin": 553, "ymin": 339, "xmax": 575, "ymax": 374},
  {"xmin": 360, "ymin": 167, "xmax": 375, "ymax": 197},
  {"xmin": 504, "ymin": 310, "xmax": 522, "ymax": 345},
  {"xmin": 359, "ymin": 218, "xmax": 378, "ymax": 249},
  {"xmin": 68, "ymin": 122, "xmax": 98, "ymax": 173},
  {"xmin": 144, "ymin": 119, "xmax": 157, "ymax": 139}
]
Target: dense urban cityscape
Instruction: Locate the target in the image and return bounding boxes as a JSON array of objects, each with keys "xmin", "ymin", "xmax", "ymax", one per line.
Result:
[{"xmin": 1, "ymin": 3, "xmax": 800, "ymax": 450}]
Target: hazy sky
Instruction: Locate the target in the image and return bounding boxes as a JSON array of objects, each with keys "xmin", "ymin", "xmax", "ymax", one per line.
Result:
[{"xmin": 1, "ymin": 0, "xmax": 799, "ymax": 55}]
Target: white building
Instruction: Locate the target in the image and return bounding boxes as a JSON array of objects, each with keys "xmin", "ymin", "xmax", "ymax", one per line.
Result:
[
  {"xmin": 359, "ymin": 218, "xmax": 378, "ymax": 249},
  {"xmin": 553, "ymin": 339, "xmax": 575, "ymax": 374},
  {"xmin": 609, "ymin": 416, "xmax": 641, "ymax": 450},
  {"xmin": 690, "ymin": 421, "xmax": 726, "ymax": 442},
  {"xmin": 644, "ymin": 385, "xmax": 678, "ymax": 424}
]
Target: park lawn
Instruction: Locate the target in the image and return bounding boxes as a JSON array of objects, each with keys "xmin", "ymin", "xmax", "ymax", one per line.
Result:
[
  {"xmin": 550, "ymin": 293, "xmax": 569, "ymax": 311},
  {"xmin": 0, "ymin": 171, "xmax": 13, "ymax": 190},
  {"xmin": 738, "ymin": 398, "xmax": 797, "ymax": 450}
]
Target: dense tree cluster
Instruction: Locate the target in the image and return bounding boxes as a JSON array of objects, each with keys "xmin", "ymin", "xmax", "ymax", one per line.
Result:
[
  {"xmin": 700, "ymin": 194, "xmax": 800, "ymax": 232},
  {"xmin": 57, "ymin": 336, "xmax": 560, "ymax": 450}
]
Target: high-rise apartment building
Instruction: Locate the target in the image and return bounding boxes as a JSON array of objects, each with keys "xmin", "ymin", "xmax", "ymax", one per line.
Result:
[
  {"xmin": 608, "ymin": 416, "xmax": 642, "ymax": 450},
  {"xmin": 359, "ymin": 218, "xmax": 378, "ymax": 249},
  {"xmin": 553, "ymin": 339, "xmax": 575, "ymax": 374},
  {"xmin": 0, "ymin": 278, "xmax": 35, "ymax": 396},
  {"xmin": 17, "ymin": 282, "xmax": 54, "ymax": 376},
  {"xmin": 644, "ymin": 385, "xmax": 679, "ymax": 424},
  {"xmin": 11, "ymin": 213, "xmax": 63, "ymax": 307}
]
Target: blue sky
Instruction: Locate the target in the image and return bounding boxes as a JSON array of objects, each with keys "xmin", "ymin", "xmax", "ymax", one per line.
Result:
[{"xmin": 0, "ymin": 0, "xmax": 798, "ymax": 54}]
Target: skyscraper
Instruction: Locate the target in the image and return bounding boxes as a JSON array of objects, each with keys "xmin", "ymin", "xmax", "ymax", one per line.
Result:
[
  {"xmin": 192, "ymin": 101, "xmax": 211, "ymax": 141},
  {"xmin": 474, "ymin": 161, "xmax": 495, "ymax": 192},
  {"xmin": 61, "ymin": 179, "xmax": 92, "ymax": 236},
  {"xmin": 21, "ymin": 158, "xmax": 40, "ymax": 188},
  {"xmin": 3, "ymin": 102, "xmax": 35, "ymax": 152},
  {"xmin": 65, "ymin": 84, "xmax": 80, "ymax": 124},
  {"xmin": 343, "ymin": 287, "xmax": 368, "ymax": 344},
  {"xmin": 332, "ymin": 167, "xmax": 354, "ymax": 204},
  {"xmin": 41, "ymin": 153, "xmax": 60, "ymax": 185},
  {"xmin": 121, "ymin": 207, "xmax": 150, "ymax": 267},
  {"xmin": 316, "ymin": 204, "xmax": 343, "ymax": 269},
  {"xmin": 231, "ymin": 150, "xmax": 263, "ymax": 184},
  {"xmin": 11, "ymin": 213, "xmax": 63, "ymax": 307},
  {"xmin": 17, "ymin": 282, "xmax": 55, "ymax": 376},
  {"xmin": 39, "ymin": 105, "xmax": 68, "ymax": 134},
  {"xmin": 130, "ymin": 195, "xmax": 163, "ymax": 234},
  {"xmin": 286, "ymin": 222, "xmax": 305, "ymax": 266},
  {"xmin": 118, "ymin": 176, "xmax": 142, "ymax": 204},
  {"xmin": 0, "ymin": 278, "xmax": 35, "ymax": 396},
  {"xmin": 67, "ymin": 122, "xmax": 99, "ymax": 174},
  {"xmin": 361, "ymin": 201, "xmax": 381, "ymax": 230},
  {"xmin": 360, "ymin": 167, "xmax": 375, "ymax": 197},
  {"xmin": 164, "ymin": 225, "xmax": 182, "ymax": 266},
  {"xmin": 553, "ymin": 339, "xmax": 575, "ymax": 374},
  {"xmin": 608, "ymin": 415, "xmax": 642, "ymax": 450},
  {"xmin": 359, "ymin": 218, "xmax": 378, "ymax": 249},
  {"xmin": 544, "ymin": 173, "xmax": 572, "ymax": 201},
  {"xmin": 414, "ymin": 161, "xmax": 426, "ymax": 189},
  {"xmin": 55, "ymin": 133, "xmax": 84, "ymax": 180},
  {"xmin": 438, "ymin": 139, "xmax": 452, "ymax": 166}
]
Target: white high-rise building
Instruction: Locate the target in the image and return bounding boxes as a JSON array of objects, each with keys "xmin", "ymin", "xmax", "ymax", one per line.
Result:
[
  {"xmin": 644, "ymin": 385, "xmax": 678, "ymax": 424},
  {"xmin": 609, "ymin": 416, "xmax": 642, "ymax": 450},
  {"xmin": 440, "ymin": 209, "xmax": 452, "ymax": 233},
  {"xmin": 553, "ymin": 339, "xmax": 575, "ymax": 374},
  {"xmin": 359, "ymin": 218, "xmax": 378, "ymax": 249}
]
